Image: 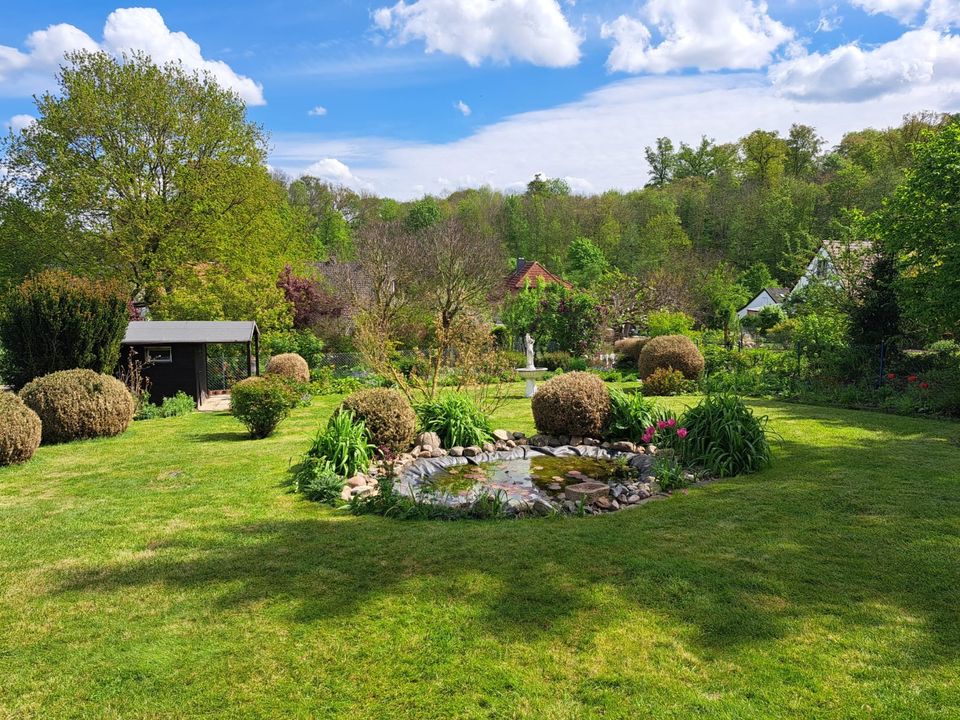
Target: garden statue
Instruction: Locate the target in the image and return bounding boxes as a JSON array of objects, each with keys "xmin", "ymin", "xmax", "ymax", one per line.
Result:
[{"xmin": 517, "ymin": 333, "xmax": 547, "ymax": 398}]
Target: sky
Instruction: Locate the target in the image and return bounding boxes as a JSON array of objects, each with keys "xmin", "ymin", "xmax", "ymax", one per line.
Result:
[{"xmin": 2, "ymin": 0, "xmax": 959, "ymax": 199}]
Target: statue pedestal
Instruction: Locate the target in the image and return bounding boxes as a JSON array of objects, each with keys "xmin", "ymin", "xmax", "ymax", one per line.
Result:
[{"xmin": 516, "ymin": 367, "xmax": 548, "ymax": 398}]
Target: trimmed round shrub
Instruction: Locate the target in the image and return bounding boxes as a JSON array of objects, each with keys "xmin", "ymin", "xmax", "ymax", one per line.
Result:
[
  {"xmin": 0, "ymin": 392, "xmax": 42, "ymax": 465},
  {"xmin": 338, "ymin": 388, "xmax": 416, "ymax": 451},
  {"xmin": 19, "ymin": 369, "xmax": 134, "ymax": 444},
  {"xmin": 231, "ymin": 375, "xmax": 297, "ymax": 439},
  {"xmin": 265, "ymin": 352, "xmax": 310, "ymax": 383},
  {"xmin": 532, "ymin": 371, "xmax": 611, "ymax": 438},
  {"xmin": 613, "ymin": 336, "xmax": 649, "ymax": 361},
  {"xmin": 638, "ymin": 334, "xmax": 705, "ymax": 381}
]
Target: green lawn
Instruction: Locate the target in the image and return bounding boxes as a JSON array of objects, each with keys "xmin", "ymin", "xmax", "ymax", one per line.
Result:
[{"xmin": 2, "ymin": 384, "xmax": 960, "ymax": 718}]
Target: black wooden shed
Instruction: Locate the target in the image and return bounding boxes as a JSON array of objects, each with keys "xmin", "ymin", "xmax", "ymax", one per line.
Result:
[{"xmin": 120, "ymin": 321, "xmax": 260, "ymax": 406}]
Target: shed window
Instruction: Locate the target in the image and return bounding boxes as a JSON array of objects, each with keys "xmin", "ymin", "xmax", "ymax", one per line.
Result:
[{"xmin": 146, "ymin": 346, "xmax": 173, "ymax": 364}]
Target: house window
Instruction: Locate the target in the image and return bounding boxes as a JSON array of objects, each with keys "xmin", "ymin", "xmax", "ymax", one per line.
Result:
[{"xmin": 145, "ymin": 346, "xmax": 173, "ymax": 364}]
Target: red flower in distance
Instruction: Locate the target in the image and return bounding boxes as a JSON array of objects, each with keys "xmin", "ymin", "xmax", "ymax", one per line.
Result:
[
  {"xmin": 920, "ymin": 382, "xmax": 930, "ymax": 389},
  {"xmin": 886, "ymin": 373, "xmax": 896, "ymax": 380},
  {"xmin": 907, "ymin": 375, "xmax": 918, "ymax": 383}
]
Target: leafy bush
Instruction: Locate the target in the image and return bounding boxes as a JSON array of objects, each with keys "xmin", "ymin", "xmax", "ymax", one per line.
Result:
[
  {"xmin": 613, "ymin": 336, "xmax": 649, "ymax": 361},
  {"xmin": 646, "ymin": 309, "xmax": 694, "ymax": 338},
  {"xmin": 679, "ymin": 394, "xmax": 772, "ymax": 477},
  {"xmin": 230, "ymin": 375, "xmax": 297, "ymax": 438},
  {"xmin": 0, "ymin": 270, "xmax": 129, "ymax": 388},
  {"xmin": 338, "ymin": 388, "xmax": 416, "ymax": 452},
  {"xmin": 137, "ymin": 391, "xmax": 195, "ymax": 420},
  {"xmin": 294, "ymin": 458, "xmax": 347, "ymax": 504},
  {"xmin": 0, "ymin": 391, "xmax": 41, "ymax": 465},
  {"xmin": 532, "ymin": 371, "xmax": 611, "ymax": 438},
  {"xmin": 260, "ymin": 329, "xmax": 325, "ymax": 371},
  {"xmin": 562, "ymin": 356, "xmax": 589, "ymax": 372},
  {"xmin": 307, "ymin": 411, "xmax": 374, "ymax": 477},
  {"xmin": 416, "ymin": 393, "xmax": 493, "ymax": 448},
  {"xmin": 638, "ymin": 334, "xmax": 705, "ymax": 380},
  {"xmin": 265, "ymin": 352, "xmax": 310, "ymax": 382},
  {"xmin": 642, "ymin": 367, "xmax": 693, "ymax": 396},
  {"xmin": 606, "ymin": 388, "xmax": 662, "ymax": 442},
  {"xmin": 19, "ymin": 369, "xmax": 134, "ymax": 444},
  {"xmin": 538, "ymin": 351, "xmax": 572, "ymax": 371}
]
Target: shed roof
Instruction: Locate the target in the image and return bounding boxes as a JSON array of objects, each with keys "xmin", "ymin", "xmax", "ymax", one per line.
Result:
[{"xmin": 122, "ymin": 321, "xmax": 259, "ymax": 345}]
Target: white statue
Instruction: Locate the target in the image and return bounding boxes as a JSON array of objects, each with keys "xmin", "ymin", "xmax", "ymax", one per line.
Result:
[{"xmin": 524, "ymin": 333, "xmax": 536, "ymax": 369}]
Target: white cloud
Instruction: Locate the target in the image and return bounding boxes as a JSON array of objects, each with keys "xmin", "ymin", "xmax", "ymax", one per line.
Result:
[
  {"xmin": 601, "ymin": 0, "xmax": 794, "ymax": 73},
  {"xmin": 850, "ymin": 0, "xmax": 927, "ymax": 23},
  {"xmin": 5, "ymin": 114, "xmax": 36, "ymax": 133},
  {"xmin": 308, "ymin": 105, "xmax": 328, "ymax": 116},
  {"xmin": 0, "ymin": 8, "xmax": 264, "ymax": 104},
  {"xmin": 372, "ymin": 0, "xmax": 582, "ymax": 67},
  {"xmin": 816, "ymin": 5, "xmax": 843, "ymax": 32},
  {"xmin": 271, "ymin": 72, "xmax": 959, "ymax": 200},
  {"xmin": 927, "ymin": 0, "xmax": 960, "ymax": 28},
  {"xmin": 769, "ymin": 28, "xmax": 960, "ymax": 101},
  {"xmin": 302, "ymin": 158, "xmax": 373, "ymax": 192},
  {"xmin": 454, "ymin": 99, "xmax": 471, "ymax": 116}
]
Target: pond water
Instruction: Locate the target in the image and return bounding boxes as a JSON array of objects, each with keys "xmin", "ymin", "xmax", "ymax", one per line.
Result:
[{"xmin": 421, "ymin": 454, "xmax": 635, "ymax": 497}]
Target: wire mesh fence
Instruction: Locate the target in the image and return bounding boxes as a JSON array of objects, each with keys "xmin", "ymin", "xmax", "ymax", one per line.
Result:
[{"xmin": 206, "ymin": 343, "xmax": 251, "ymax": 392}]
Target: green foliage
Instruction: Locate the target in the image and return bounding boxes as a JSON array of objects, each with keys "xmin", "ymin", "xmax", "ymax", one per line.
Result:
[
  {"xmin": 566, "ymin": 237, "xmax": 609, "ymax": 287},
  {"xmin": 0, "ymin": 270, "xmax": 129, "ymax": 388},
  {"xmin": 338, "ymin": 388, "xmax": 417, "ymax": 452},
  {"xmin": 503, "ymin": 283, "xmax": 605, "ymax": 356},
  {"xmin": 646, "ymin": 309, "xmax": 694, "ymax": 338},
  {"xmin": 137, "ymin": 392, "xmax": 195, "ymax": 420},
  {"xmin": 605, "ymin": 389, "xmax": 661, "ymax": 442},
  {"xmin": 19, "ymin": 369, "xmax": 134, "ymax": 444},
  {"xmin": 308, "ymin": 411, "xmax": 375, "ymax": 478},
  {"xmin": 404, "ymin": 197, "xmax": 444, "ymax": 232},
  {"xmin": 794, "ymin": 312, "xmax": 849, "ymax": 375},
  {"xmin": 0, "ymin": 391, "xmax": 41, "ymax": 465},
  {"xmin": 653, "ymin": 457, "xmax": 689, "ymax": 492},
  {"xmin": 416, "ymin": 393, "xmax": 493, "ymax": 448},
  {"xmin": 261, "ymin": 330, "xmax": 326, "ymax": 373},
  {"xmin": 230, "ymin": 375, "xmax": 296, "ymax": 439},
  {"xmin": 294, "ymin": 458, "xmax": 346, "ymax": 505},
  {"xmin": 642, "ymin": 368, "xmax": 692, "ymax": 396},
  {"xmin": 532, "ymin": 371, "xmax": 611, "ymax": 438},
  {"xmin": 738, "ymin": 262, "xmax": 777, "ymax": 296},
  {"xmin": 679, "ymin": 395, "xmax": 772, "ymax": 477}
]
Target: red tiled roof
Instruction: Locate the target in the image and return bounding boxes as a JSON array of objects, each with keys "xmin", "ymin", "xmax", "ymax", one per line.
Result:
[{"xmin": 505, "ymin": 260, "xmax": 572, "ymax": 292}]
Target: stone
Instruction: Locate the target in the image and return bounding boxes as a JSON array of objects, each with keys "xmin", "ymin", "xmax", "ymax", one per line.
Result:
[
  {"xmin": 340, "ymin": 485, "xmax": 353, "ymax": 502},
  {"xmin": 482, "ymin": 442, "xmax": 496, "ymax": 453},
  {"xmin": 570, "ymin": 436, "xmax": 584, "ymax": 447},
  {"xmin": 416, "ymin": 431, "xmax": 443, "ymax": 450},
  {"xmin": 683, "ymin": 472, "xmax": 696, "ymax": 482},
  {"xmin": 563, "ymin": 500, "xmax": 578, "ymax": 513},
  {"xmin": 595, "ymin": 497, "xmax": 613, "ymax": 511},
  {"xmin": 547, "ymin": 483, "xmax": 562, "ymax": 492},
  {"xmin": 611, "ymin": 485, "xmax": 626, "ymax": 499},
  {"xmin": 626, "ymin": 494, "xmax": 640, "ymax": 504},
  {"xmin": 633, "ymin": 446, "xmax": 646, "ymax": 454},
  {"xmin": 410, "ymin": 445, "xmax": 422, "ymax": 456},
  {"xmin": 492, "ymin": 429, "xmax": 512, "ymax": 442},
  {"xmin": 418, "ymin": 451, "xmax": 433, "ymax": 459},
  {"xmin": 351, "ymin": 485, "xmax": 375, "ymax": 498},
  {"xmin": 565, "ymin": 481, "xmax": 610, "ymax": 503},
  {"xmin": 347, "ymin": 474, "xmax": 369, "ymax": 488},
  {"xmin": 637, "ymin": 483, "xmax": 653, "ymax": 499},
  {"xmin": 557, "ymin": 435, "xmax": 570, "ymax": 446},
  {"xmin": 600, "ymin": 442, "xmax": 612, "ymax": 450},
  {"xmin": 505, "ymin": 439, "xmax": 516, "ymax": 448},
  {"xmin": 420, "ymin": 444, "xmax": 433, "ymax": 453},
  {"xmin": 532, "ymin": 498, "xmax": 555, "ymax": 516},
  {"xmin": 513, "ymin": 431, "xmax": 526, "ymax": 440},
  {"xmin": 645, "ymin": 444, "xmax": 657, "ymax": 455},
  {"xmin": 430, "ymin": 450, "xmax": 446, "ymax": 458},
  {"xmin": 449, "ymin": 446, "xmax": 464, "ymax": 457},
  {"xmin": 515, "ymin": 437, "xmax": 529, "ymax": 446},
  {"xmin": 610, "ymin": 499, "xmax": 620, "ymax": 510},
  {"xmin": 583, "ymin": 437, "xmax": 600, "ymax": 447},
  {"xmin": 610, "ymin": 440, "xmax": 636, "ymax": 453},
  {"xmin": 463, "ymin": 446, "xmax": 481, "ymax": 457}
]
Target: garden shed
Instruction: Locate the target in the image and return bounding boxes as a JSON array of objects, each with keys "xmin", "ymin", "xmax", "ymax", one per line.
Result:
[{"xmin": 120, "ymin": 321, "xmax": 260, "ymax": 406}]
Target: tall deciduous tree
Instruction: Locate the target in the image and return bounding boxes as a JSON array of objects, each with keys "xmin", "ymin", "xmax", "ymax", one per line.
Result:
[
  {"xmin": 0, "ymin": 50, "xmax": 308, "ymax": 324},
  {"xmin": 644, "ymin": 137, "xmax": 675, "ymax": 187}
]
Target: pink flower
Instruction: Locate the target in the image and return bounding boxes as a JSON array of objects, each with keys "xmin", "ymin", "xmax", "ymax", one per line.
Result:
[
  {"xmin": 657, "ymin": 420, "xmax": 668, "ymax": 430},
  {"xmin": 641, "ymin": 433, "xmax": 652, "ymax": 443},
  {"xmin": 677, "ymin": 428, "xmax": 688, "ymax": 439},
  {"xmin": 667, "ymin": 418, "xmax": 677, "ymax": 428}
]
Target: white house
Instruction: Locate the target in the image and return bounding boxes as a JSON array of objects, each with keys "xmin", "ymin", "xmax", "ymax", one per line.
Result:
[{"xmin": 737, "ymin": 287, "xmax": 790, "ymax": 319}]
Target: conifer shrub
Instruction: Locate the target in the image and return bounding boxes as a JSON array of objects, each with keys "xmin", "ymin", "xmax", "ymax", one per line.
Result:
[
  {"xmin": 638, "ymin": 334, "xmax": 705, "ymax": 380},
  {"xmin": 19, "ymin": 369, "xmax": 134, "ymax": 444},
  {"xmin": 265, "ymin": 352, "xmax": 310, "ymax": 383},
  {"xmin": 0, "ymin": 392, "xmax": 42, "ymax": 465},
  {"xmin": 0, "ymin": 271, "xmax": 129, "ymax": 388},
  {"xmin": 338, "ymin": 388, "xmax": 417, "ymax": 452},
  {"xmin": 532, "ymin": 371, "xmax": 610, "ymax": 437}
]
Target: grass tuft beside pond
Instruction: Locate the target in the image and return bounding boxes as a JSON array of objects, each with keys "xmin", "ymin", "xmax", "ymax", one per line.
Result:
[{"xmin": 1, "ymin": 384, "xmax": 959, "ymax": 718}]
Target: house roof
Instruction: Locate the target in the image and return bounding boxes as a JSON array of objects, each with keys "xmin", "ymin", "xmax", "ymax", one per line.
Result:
[
  {"xmin": 505, "ymin": 260, "xmax": 572, "ymax": 292},
  {"xmin": 765, "ymin": 287, "xmax": 791, "ymax": 303},
  {"xmin": 122, "ymin": 321, "xmax": 259, "ymax": 345}
]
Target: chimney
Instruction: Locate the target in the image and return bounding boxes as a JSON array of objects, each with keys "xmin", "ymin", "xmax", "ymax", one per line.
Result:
[{"xmin": 516, "ymin": 257, "xmax": 526, "ymax": 272}]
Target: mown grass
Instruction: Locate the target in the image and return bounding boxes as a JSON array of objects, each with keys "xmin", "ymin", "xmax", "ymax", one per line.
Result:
[{"xmin": 1, "ymin": 384, "xmax": 959, "ymax": 718}]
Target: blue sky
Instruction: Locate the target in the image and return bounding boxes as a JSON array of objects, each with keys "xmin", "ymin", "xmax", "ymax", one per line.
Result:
[{"xmin": 2, "ymin": 1, "xmax": 959, "ymax": 198}]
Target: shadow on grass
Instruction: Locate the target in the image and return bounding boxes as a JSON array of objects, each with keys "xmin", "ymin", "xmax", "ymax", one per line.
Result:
[
  {"xmin": 53, "ymin": 418, "xmax": 960, "ymax": 666},
  {"xmin": 189, "ymin": 431, "xmax": 252, "ymax": 443}
]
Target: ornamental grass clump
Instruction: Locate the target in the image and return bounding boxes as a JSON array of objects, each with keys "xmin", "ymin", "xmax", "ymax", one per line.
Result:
[
  {"xmin": 605, "ymin": 388, "xmax": 662, "ymax": 442},
  {"xmin": 265, "ymin": 353, "xmax": 310, "ymax": 383},
  {"xmin": 307, "ymin": 411, "xmax": 374, "ymax": 478},
  {"xmin": 416, "ymin": 393, "xmax": 492, "ymax": 448},
  {"xmin": 19, "ymin": 369, "xmax": 134, "ymax": 444},
  {"xmin": 0, "ymin": 392, "xmax": 42, "ymax": 465},
  {"xmin": 638, "ymin": 334, "xmax": 705, "ymax": 381},
  {"xmin": 338, "ymin": 388, "xmax": 416, "ymax": 452},
  {"xmin": 532, "ymin": 371, "xmax": 610, "ymax": 438},
  {"xmin": 679, "ymin": 394, "xmax": 772, "ymax": 477},
  {"xmin": 231, "ymin": 375, "xmax": 297, "ymax": 439}
]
